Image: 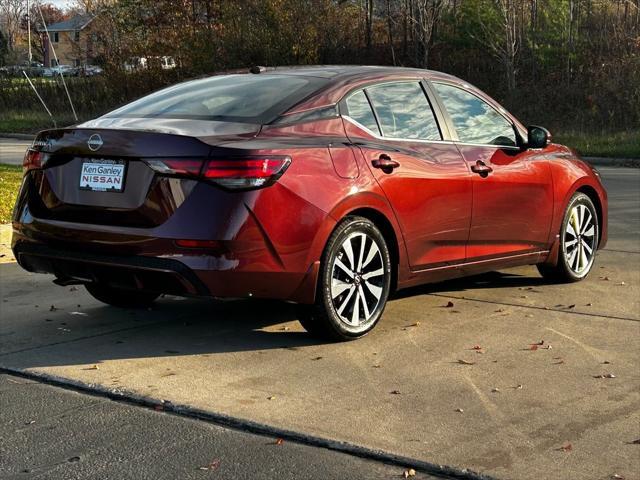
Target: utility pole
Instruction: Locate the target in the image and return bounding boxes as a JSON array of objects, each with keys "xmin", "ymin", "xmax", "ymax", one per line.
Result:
[{"xmin": 27, "ymin": 0, "xmax": 32, "ymax": 63}]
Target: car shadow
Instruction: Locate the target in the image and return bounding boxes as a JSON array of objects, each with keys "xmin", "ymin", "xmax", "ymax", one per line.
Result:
[
  {"xmin": 1, "ymin": 263, "xmax": 549, "ymax": 370},
  {"xmin": 391, "ymin": 270, "xmax": 549, "ymax": 300}
]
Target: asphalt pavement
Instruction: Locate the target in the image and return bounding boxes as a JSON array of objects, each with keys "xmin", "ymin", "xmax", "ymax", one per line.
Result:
[
  {"xmin": 0, "ymin": 374, "xmax": 437, "ymax": 480},
  {"xmin": 0, "ymin": 168, "xmax": 638, "ymax": 480}
]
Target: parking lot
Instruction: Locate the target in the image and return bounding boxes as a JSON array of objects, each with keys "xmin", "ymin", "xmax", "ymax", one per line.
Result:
[{"xmin": 1, "ymin": 167, "xmax": 638, "ymax": 479}]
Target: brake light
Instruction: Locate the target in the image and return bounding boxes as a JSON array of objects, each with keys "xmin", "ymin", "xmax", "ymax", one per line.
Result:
[
  {"xmin": 23, "ymin": 149, "xmax": 42, "ymax": 173},
  {"xmin": 202, "ymin": 157, "xmax": 291, "ymax": 190},
  {"xmin": 145, "ymin": 159, "xmax": 203, "ymax": 177}
]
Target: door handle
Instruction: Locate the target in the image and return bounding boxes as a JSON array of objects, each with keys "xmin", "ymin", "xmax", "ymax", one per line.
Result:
[
  {"xmin": 470, "ymin": 160, "xmax": 493, "ymax": 177},
  {"xmin": 372, "ymin": 154, "xmax": 400, "ymax": 173}
]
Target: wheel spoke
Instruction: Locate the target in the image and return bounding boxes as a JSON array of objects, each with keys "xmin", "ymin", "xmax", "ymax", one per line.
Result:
[
  {"xmin": 582, "ymin": 240, "xmax": 593, "ymax": 255},
  {"xmin": 362, "ymin": 268, "xmax": 384, "ymax": 280},
  {"xmin": 351, "ymin": 289, "xmax": 360, "ymax": 325},
  {"xmin": 581, "ymin": 210, "xmax": 592, "ymax": 234},
  {"xmin": 582, "ymin": 225, "xmax": 595, "ymax": 237},
  {"xmin": 334, "ymin": 258, "xmax": 354, "ymax": 278},
  {"xmin": 342, "ymin": 237, "xmax": 355, "ymax": 271},
  {"xmin": 337, "ymin": 286, "xmax": 356, "ymax": 316},
  {"xmin": 362, "ymin": 239, "xmax": 380, "ymax": 270},
  {"xmin": 364, "ymin": 280, "xmax": 382, "ymax": 300},
  {"xmin": 565, "ymin": 238, "xmax": 578, "ymax": 249},
  {"xmin": 356, "ymin": 233, "xmax": 366, "ymax": 272},
  {"xmin": 567, "ymin": 246, "xmax": 578, "ymax": 270},
  {"xmin": 331, "ymin": 279, "xmax": 351, "ymax": 298},
  {"xmin": 358, "ymin": 285, "xmax": 370, "ymax": 320},
  {"xmin": 579, "ymin": 243, "xmax": 589, "ymax": 271},
  {"xmin": 566, "ymin": 222, "xmax": 577, "ymax": 239}
]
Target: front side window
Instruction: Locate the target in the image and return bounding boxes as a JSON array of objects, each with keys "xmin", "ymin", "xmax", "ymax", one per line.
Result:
[
  {"xmin": 366, "ymin": 82, "xmax": 441, "ymax": 141},
  {"xmin": 434, "ymin": 83, "xmax": 517, "ymax": 147},
  {"xmin": 345, "ymin": 90, "xmax": 380, "ymax": 135}
]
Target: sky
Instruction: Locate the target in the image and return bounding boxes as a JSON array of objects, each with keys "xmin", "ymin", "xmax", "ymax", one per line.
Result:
[{"xmin": 47, "ymin": 0, "xmax": 75, "ymax": 9}]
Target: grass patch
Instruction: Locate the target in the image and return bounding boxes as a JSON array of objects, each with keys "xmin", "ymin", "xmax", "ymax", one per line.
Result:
[
  {"xmin": 554, "ymin": 130, "xmax": 640, "ymax": 158},
  {"xmin": 0, "ymin": 110, "xmax": 80, "ymax": 134},
  {"xmin": 0, "ymin": 164, "xmax": 23, "ymax": 223}
]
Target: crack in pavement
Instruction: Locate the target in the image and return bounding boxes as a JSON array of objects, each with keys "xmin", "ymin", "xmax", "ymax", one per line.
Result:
[{"xmin": 425, "ymin": 293, "xmax": 640, "ymax": 322}]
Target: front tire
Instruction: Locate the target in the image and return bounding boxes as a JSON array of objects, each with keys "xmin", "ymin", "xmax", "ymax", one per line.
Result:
[
  {"xmin": 538, "ymin": 192, "xmax": 599, "ymax": 282},
  {"xmin": 297, "ymin": 216, "xmax": 392, "ymax": 341},
  {"xmin": 85, "ymin": 283, "xmax": 159, "ymax": 308}
]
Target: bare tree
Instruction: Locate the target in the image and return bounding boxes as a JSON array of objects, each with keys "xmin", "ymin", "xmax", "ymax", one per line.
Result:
[
  {"xmin": 0, "ymin": 0, "xmax": 27, "ymax": 53},
  {"xmin": 407, "ymin": 0, "xmax": 443, "ymax": 68}
]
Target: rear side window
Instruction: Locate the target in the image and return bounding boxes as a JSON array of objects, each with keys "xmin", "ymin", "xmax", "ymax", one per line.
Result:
[
  {"xmin": 104, "ymin": 74, "xmax": 327, "ymax": 124},
  {"xmin": 434, "ymin": 83, "xmax": 517, "ymax": 146},
  {"xmin": 366, "ymin": 82, "xmax": 441, "ymax": 140},
  {"xmin": 345, "ymin": 90, "xmax": 380, "ymax": 135}
]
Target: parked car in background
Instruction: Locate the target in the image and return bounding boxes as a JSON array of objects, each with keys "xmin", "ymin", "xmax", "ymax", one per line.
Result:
[
  {"xmin": 12, "ymin": 66, "xmax": 608, "ymax": 341},
  {"xmin": 0, "ymin": 61, "xmax": 44, "ymax": 77},
  {"xmin": 75, "ymin": 65, "xmax": 103, "ymax": 77},
  {"xmin": 43, "ymin": 64, "xmax": 75, "ymax": 77}
]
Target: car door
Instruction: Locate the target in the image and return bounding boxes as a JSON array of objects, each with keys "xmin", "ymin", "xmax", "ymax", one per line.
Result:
[
  {"xmin": 341, "ymin": 81, "xmax": 472, "ymax": 271},
  {"xmin": 431, "ymin": 82, "xmax": 554, "ymax": 262}
]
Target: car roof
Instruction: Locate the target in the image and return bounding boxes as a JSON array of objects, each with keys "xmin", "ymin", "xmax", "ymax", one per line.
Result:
[{"xmin": 256, "ymin": 65, "xmax": 459, "ymax": 82}]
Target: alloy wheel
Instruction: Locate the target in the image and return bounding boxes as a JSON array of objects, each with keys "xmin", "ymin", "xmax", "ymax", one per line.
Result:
[
  {"xmin": 563, "ymin": 203, "xmax": 597, "ymax": 276},
  {"xmin": 330, "ymin": 232, "xmax": 385, "ymax": 330}
]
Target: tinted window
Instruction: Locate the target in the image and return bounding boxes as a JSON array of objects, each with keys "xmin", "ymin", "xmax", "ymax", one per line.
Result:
[
  {"xmin": 366, "ymin": 82, "xmax": 441, "ymax": 140},
  {"xmin": 434, "ymin": 83, "xmax": 517, "ymax": 146},
  {"xmin": 345, "ymin": 90, "xmax": 380, "ymax": 134},
  {"xmin": 104, "ymin": 74, "xmax": 327, "ymax": 124}
]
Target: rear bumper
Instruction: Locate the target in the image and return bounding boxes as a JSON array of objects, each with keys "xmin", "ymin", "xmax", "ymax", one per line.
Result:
[
  {"xmin": 13, "ymin": 241, "xmax": 209, "ymax": 297},
  {"xmin": 12, "ymin": 230, "xmax": 320, "ymax": 303}
]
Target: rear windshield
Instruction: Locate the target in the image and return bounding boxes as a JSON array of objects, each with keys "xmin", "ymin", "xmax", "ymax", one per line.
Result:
[{"xmin": 103, "ymin": 74, "xmax": 327, "ymax": 124}]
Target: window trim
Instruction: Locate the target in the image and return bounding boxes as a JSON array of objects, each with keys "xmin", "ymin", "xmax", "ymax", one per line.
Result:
[{"xmin": 430, "ymin": 80, "xmax": 523, "ymax": 149}]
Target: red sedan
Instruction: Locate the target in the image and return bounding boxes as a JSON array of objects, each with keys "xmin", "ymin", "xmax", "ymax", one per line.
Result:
[{"xmin": 12, "ymin": 66, "xmax": 607, "ymax": 340}]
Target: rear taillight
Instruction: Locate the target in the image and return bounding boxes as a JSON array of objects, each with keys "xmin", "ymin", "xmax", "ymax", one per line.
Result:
[
  {"xmin": 202, "ymin": 157, "xmax": 291, "ymax": 190},
  {"xmin": 146, "ymin": 156, "xmax": 291, "ymax": 191},
  {"xmin": 146, "ymin": 159, "xmax": 203, "ymax": 177},
  {"xmin": 23, "ymin": 149, "xmax": 42, "ymax": 173}
]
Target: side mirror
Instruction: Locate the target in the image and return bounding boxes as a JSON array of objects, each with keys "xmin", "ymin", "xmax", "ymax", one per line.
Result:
[{"xmin": 527, "ymin": 126, "xmax": 552, "ymax": 149}]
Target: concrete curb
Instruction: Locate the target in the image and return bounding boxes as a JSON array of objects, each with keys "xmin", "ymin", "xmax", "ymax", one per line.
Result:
[{"xmin": 1, "ymin": 365, "xmax": 498, "ymax": 480}]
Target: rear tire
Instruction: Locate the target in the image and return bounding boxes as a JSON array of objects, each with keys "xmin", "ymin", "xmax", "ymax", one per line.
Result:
[
  {"xmin": 297, "ymin": 216, "xmax": 392, "ymax": 341},
  {"xmin": 85, "ymin": 283, "xmax": 159, "ymax": 308},
  {"xmin": 537, "ymin": 192, "xmax": 599, "ymax": 283}
]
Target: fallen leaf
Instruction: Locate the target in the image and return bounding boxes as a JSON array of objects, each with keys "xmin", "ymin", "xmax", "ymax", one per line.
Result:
[
  {"xmin": 558, "ymin": 443, "xmax": 573, "ymax": 452},
  {"xmin": 311, "ymin": 356, "xmax": 323, "ymax": 361},
  {"xmin": 530, "ymin": 345, "xmax": 538, "ymax": 351},
  {"xmin": 70, "ymin": 312, "xmax": 88, "ymax": 316},
  {"xmin": 409, "ymin": 322, "xmax": 420, "ymax": 327},
  {"xmin": 25, "ymin": 420, "xmax": 35, "ymax": 425},
  {"xmin": 69, "ymin": 286, "xmax": 77, "ymax": 292},
  {"xmin": 444, "ymin": 301, "xmax": 454, "ymax": 308},
  {"xmin": 390, "ymin": 390, "xmax": 401, "ymax": 395},
  {"xmin": 602, "ymin": 361, "xmax": 611, "ymax": 364},
  {"xmin": 457, "ymin": 359, "xmax": 476, "ymax": 365},
  {"xmin": 49, "ymin": 305, "xmax": 58, "ymax": 311},
  {"xmin": 586, "ymin": 303, "xmax": 593, "ymax": 306},
  {"xmin": 372, "ymin": 364, "xmax": 382, "ymax": 368},
  {"xmin": 267, "ymin": 396, "xmax": 276, "ymax": 400},
  {"xmin": 513, "ymin": 384, "xmax": 523, "ymax": 390},
  {"xmin": 275, "ymin": 438, "xmax": 284, "ymax": 445},
  {"xmin": 403, "ymin": 468, "xmax": 416, "ymax": 478},
  {"xmin": 531, "ymin": 340, "xmax": 544, "ymax": 346},
  {"xmin": 567, "ymin": 304, "xmax": 576, "ymax": 309},
  {"xmin": 611, "ymin": 475, "xmax": 625, "ymax": 480},
  {"xmin": 472, "ymin": 345, "xmax": 482, "ymax": 350},
  {"xmin": 84, "ymin": 365, "xmax": 99, "ymax": 370},
  {"xmin": 280, "ymin": 326, "xmax": 290, "ymax": 331},
  {"xmin": 495, "ymin": 308, "xmax": 506, "ymax": 313},
  {"xmin": 602, "ymin": 276, "xmax": 610, "ymax": 281},
  {"xmin": 455, "ymin": 408, "xmax": 464, "ymax": 413},
  {"xmin": 617, "ymin": 281, "xmax": 626, "ymax": 286},
  {"xmin": 593, "ymin": 373, "xmax": 616, "ymax": 379},
  {"xmin": 553, "ymin": 360, "xmax": 565, "ymax": 365},
  {"xmin": 491, "ymin": 387, "xmax": 501, "ymax": 393},
  {"xmin": 543, "ymin": 345, "xmax": 553, "ymax": 350},
  {"xmin": 631, "ymin": 439, "xmax": 640, "ymax": 444}
]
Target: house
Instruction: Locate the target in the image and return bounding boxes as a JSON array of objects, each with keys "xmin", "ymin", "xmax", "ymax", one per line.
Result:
[{"xmin": 39, "ymin": 14, "xmax": 97, "ymax": 68}]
